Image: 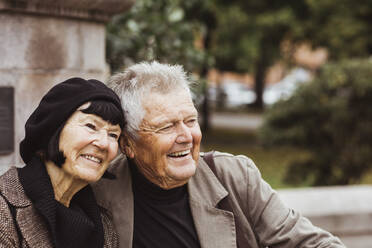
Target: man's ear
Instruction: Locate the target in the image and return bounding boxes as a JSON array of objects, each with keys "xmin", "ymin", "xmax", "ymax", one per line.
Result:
[{"xmin": 120, "ymin": 135, "xmax": 135, "ymax": 159}]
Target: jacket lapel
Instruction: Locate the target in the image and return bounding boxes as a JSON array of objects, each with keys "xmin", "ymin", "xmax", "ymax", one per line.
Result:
[
  {"xmin": 93, "ymin": 154, "xmax": 134, "ymax": 248},
  {"xmin": 17, "ymin": 207, "xmax": 53, "ymax": 247},
  {"xmin": 188, "ymin": 159, "xmax": 237, "ymax": 248},
  {"xmin": 0, "ymin": 167, "xmax": 53, "ymax": 247}
]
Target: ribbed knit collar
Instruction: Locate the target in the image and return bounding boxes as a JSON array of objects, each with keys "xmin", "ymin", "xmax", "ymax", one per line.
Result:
[
  {"xmin": 18, "ymin": 156, "xmax": 104, "ymax": 248},
  {"xmin": 129, "ymin": 159, "xmax": 188, "ymax": 204}
]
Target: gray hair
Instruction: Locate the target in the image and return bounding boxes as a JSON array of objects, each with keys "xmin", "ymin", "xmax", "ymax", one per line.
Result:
[{"xmin": 107, "ymin": 61, "xmax": 192, "ymax": 139}]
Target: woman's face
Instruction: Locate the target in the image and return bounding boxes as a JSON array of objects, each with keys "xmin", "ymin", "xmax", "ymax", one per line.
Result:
[{"xmin": 58, "ymin": 103, "xmax": 121, "ymax": 183}]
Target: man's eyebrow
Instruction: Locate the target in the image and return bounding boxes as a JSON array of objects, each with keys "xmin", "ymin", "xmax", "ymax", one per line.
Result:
[
  {"xmin": 156, "ymin": 113, "xmax": 198, "ymax": 125},
  {"xmin": 147, "ymin": 117, "xmax": 173, "ymax": 127},
  {"xmin": 187, "ymin": 113, "xmax": 199, "ymax": 118}
]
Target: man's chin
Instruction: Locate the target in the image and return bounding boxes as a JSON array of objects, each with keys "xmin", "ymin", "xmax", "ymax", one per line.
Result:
[{"xmin": 168, "ymin": 163, "xmax": 196, "ymax": 179}]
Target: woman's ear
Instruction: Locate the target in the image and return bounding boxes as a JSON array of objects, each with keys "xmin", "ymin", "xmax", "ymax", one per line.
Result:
[{"xmin": 119, "ymin": 135, "xmax": 135, "ymax": 159}]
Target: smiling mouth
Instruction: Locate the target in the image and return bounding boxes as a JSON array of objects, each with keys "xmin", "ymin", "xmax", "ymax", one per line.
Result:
[
  {"xmin": 81, "ymin": 154, "xmax": 102, "ymax": 164},
  {"xmin": 167, "ymin": 149, "xmax": 191, "ymax": 158}
]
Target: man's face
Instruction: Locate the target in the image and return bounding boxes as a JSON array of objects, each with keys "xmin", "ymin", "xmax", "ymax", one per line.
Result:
[
  {"xmin": 59, "ymin": 104, "xmax": 121, "ymax": 183},
  {"xmin": 125, "ymin": 89, "xmax": 202, "ymax": 189}
]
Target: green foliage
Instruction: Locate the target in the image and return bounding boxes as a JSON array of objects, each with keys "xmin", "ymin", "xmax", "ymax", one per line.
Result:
[
  {"xmin": 212, "ymin": 0, "xmax": 372, "ymax": 72},
  {"xmin": 212, "ymin": 1, "xmax": 300, "ymax": 73},
  {"xmin": 303, "ymin": 0, "xmax": 372, "ymax": 59},
  {"xmin": 210, "ymin": 0, "xmax": 313, "ymax": 108},
  {"xmin": 106, "ymin": 0, "xmax": 210, "ymax": 73},
  {"xmin": 209, "ymin": 0, "xmax": 372, "ymax": 108},
  {"xmin": 259, "ymin": 59, "xmax": 372, "ymax": 186}
]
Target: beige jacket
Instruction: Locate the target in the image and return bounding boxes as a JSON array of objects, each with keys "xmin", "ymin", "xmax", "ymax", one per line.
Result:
[
  {"xmin": 0, "ymin": 167, "xmax": 118, "ymax": 248},
  {"xmin": 93, "ymin": 151, "xmax": 346, "ymax": 248}
]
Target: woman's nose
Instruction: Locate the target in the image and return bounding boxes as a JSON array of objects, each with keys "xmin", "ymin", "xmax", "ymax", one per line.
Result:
[{"xmin": 93, "ymin": 131, "xmax": 109, "ymax": 149}]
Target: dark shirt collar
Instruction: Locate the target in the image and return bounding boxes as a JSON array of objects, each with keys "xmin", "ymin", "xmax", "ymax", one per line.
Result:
[{"xmin": 128, "ymin": 159, "xmax": 187, "ymax": 204}]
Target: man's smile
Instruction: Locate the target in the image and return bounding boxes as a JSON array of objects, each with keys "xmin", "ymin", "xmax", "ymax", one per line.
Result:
[{"xmin": 167, "ymin": 149, "xmax": 191, "ymax": 158}]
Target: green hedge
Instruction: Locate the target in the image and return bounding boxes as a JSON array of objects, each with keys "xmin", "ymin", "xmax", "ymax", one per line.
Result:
[{"xmin": 259, "ymin": 59, "xmax": 372, "ymax": 186}]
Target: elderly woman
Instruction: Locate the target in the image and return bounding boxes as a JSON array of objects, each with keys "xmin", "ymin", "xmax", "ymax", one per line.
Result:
[{"xmin": 0, "ymin": 78, "xmax": 125, "ymax": 248}]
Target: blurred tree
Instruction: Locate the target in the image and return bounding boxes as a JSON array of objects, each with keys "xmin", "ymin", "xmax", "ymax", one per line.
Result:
[
  {"xmin": 184, "ymin": 1, "xmax": 218, "ymax": 132},
  {"xmin": 301, "ymin": 0, "xmax": 372, "ymax": 60},
  {"xmin": 211, "ymin": 0, "xmax": 372, "ymax": 109},
  {"xmin": 260, "ymin": 59, "xmax": 372, "ymax": 186},
  {"xmin": 211, "ymin": 0, "xmax": 309, "ymax": 109},
  {"xmin": 106, "ymin": 0, "xmax": 216, "ymax": 131},
  {"xmin": 106, "ymin": 0, "xmax": 207, "ymax": 73}
]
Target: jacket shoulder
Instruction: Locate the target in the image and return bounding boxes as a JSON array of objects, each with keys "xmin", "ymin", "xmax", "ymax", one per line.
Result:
[
  {"xmin": 0, "ymin": 188, "xmax": 19, "ymax": 247},
  {"xmin": 200, "ymin": 151, "xmax": 268, "ymax": 215},
  {"xmin": 202, "ymin": 151, "xmax": 261, "ymax": 182},
  {"xmin": 93, "ymin": 154, "xmax": 131, "ymax": 210},
  {"xmin": 0, "ymin": 167, "xmax": 31, "ymax": 208},
  {"xmin": 205, "ymin": 151, "xmax": 282, "ymax": 213}
]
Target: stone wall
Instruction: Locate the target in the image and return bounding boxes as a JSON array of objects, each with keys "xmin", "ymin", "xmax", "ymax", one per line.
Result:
[
  {"xmin": 0, "ymin": 0, "xmax": 133, "ymax": 173},
  {"xmin": 278, "ymin": 185, "xmax": 372, "ymax": 248}
]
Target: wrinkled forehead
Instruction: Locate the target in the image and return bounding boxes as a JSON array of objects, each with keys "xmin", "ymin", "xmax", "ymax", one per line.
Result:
[
  {"xmin": 143, "ymin": 88, "xmax": 194, "ymax": 109},
  {"xmin": 140, "ymin": 89, "xmax": 196, "ymax": 123}
]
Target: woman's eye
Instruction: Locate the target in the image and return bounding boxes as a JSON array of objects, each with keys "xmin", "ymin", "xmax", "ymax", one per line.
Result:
[
  {"xmin": 85, "ymin": 123, "xmax": 96, "ymax": 130},
  {"xmin": 109, "ymin": 133, "xmax": 119, "ymax": 139}
]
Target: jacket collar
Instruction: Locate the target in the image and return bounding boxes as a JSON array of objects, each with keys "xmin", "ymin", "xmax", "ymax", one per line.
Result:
[
  {"xmin": 188, "ymin": 156, "xmax": 228, "ymax": 207},
  {"xmin": 188, "ymin": 157, "xmax": 237, "ymax": 248},
  {"xmin": 0, "ymin": 167, "xmax": 32, "ymax": 207},
  {"xmin": 93, "ymin": 154, "xmax": 134, "ymax": 248}
]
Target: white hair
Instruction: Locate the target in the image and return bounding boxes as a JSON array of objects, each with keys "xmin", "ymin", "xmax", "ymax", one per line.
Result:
[{"xmin": 107, "ymin": 61, "xmax": 192, "ymax": 139}]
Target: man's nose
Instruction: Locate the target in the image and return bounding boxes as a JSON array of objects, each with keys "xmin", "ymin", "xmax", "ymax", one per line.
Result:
[{"xmin": 176, "ymin": 123, "xmax": 193, "ymax": 143}]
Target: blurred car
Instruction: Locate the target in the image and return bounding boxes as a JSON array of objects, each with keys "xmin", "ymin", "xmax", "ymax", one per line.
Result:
[
  {"xmin": 263, "ymin": 67, "xmax": 311, "ymax": 105},
  {"xmin": 209, "ymin": 81, "xmax": 256, "ymax": 108}
]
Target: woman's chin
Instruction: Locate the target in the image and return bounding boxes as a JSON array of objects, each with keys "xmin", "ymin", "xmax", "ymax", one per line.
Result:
[{"xmin": 72, "ymin": 167, "xmax": 105, "ymax": 183}]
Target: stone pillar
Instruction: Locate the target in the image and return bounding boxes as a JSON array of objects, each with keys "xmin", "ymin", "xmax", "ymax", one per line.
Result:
[{"xmin": 0, "ymin": 0, "xmax": 133, "ymax": 173}]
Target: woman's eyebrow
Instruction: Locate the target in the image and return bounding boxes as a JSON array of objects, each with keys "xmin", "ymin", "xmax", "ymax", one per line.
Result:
[
  {"xmin": 83, "ymin": 115, "xmax": 120, "ymax": 130},
  {"xmin": 108, "ymin": 126, "xmax": 121, "ymax": 132}
]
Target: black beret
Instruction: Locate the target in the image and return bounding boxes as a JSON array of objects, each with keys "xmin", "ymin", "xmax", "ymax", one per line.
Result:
[{"xmin": 20, "ymin": 77, "xmax": 124, "ymax": 164}]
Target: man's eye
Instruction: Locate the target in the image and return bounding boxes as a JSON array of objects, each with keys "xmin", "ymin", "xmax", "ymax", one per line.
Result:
[
  {"xmin": 158, "ymin": 125, "xmax": 173, "ymax": 132},
  {"xmin": 186, "ymin": 119, "xmax": 197, "ymax": 126},
  {"xmin": 85, "ymin": 123, "xmax": 96, "ymax": 130}
]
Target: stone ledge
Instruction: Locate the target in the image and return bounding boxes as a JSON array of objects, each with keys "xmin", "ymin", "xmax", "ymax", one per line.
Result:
[
  {"xmin": 0, "ymin": 0, "xmax": 134, "ymax": 22},
  {"xmin": 278, "ymin": 185, "xmax": 372, "ymax": 216},
  {"xmin": 278, "ymin": 185, "xmax": 372, "ymax": 248}
]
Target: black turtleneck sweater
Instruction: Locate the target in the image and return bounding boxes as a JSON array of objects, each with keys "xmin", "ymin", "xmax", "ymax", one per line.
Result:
[{"xmin": 129, "ymin": 161, "xmax": 201, "ymax": 248}]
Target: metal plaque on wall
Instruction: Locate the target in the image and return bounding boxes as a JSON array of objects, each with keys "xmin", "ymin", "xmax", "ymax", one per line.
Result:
[{"xmin": 0, "ymin": 87, "xmax": 14, "ymax": 154}]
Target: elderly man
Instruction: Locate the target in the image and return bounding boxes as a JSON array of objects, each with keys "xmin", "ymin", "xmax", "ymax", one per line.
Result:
[{"xmin": 93, "ymin": 61, "xmax": 345, "ymax": 248}]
